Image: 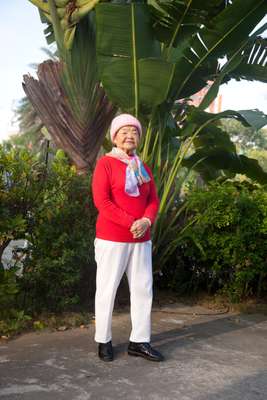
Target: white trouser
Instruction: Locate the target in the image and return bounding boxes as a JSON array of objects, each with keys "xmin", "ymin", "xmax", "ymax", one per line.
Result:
[{"xmin": 94, "ymin": 238, "xmax": 153, "ymax": 343}]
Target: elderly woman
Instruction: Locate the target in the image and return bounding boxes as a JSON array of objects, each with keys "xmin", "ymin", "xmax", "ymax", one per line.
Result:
[{"xmin": 92, "ymin": 114, "xmax": 163, "ymax": 362}]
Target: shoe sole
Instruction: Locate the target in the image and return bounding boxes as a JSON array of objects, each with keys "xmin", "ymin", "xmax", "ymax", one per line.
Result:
[
  {"xmin": 99, "ymin": 356, "xmax": 113, "ymax": 362},
  {"xmin": 128, "ymin": 349, "xmax": 163, "ymax": 362}
]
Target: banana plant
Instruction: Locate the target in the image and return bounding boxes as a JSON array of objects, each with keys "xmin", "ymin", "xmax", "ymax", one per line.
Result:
[
  {"xmin": 95, "ymin": 0, "xmax": 267, "ymax": 156},
  {"xmin": 180, "ymin": 108, "xmax": 267, "ymax": 183},
  {"xmin": 142, "ymin": 1, "xmax": 267, "ymax": 186},
  {"xmin": 26, "ymin": 0, "xmax": 267, "ymax": 270},
  {"xmin": 95, "ymin": 2, "xmax": 178, "ymax": 118},
  {"xmin": 94, "ymin": 0, "xmax": 267, "ymax": 269},
  {"xmin": 29, "ymin": 0, "xmax": 101, "ymax": 50},
  {"xmin": 177, "ymin": 21, "xmax": 267, "ymax": 182},
  {"xmin": 150, "ymin": 0, "xmax": 266, "ymax": 101}
]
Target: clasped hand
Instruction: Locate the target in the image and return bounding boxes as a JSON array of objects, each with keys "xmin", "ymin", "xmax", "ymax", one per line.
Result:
[{"xmin": 130, "ymin": 218, "xmax": 150, "ymax": 239}]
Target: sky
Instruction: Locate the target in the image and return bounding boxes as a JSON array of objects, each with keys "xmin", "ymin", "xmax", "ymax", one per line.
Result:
[
  {"xmin": 0, "ymin": 1, "xmax": 47, "ymax": 142},
  {"xmin": 0, "ymin": 2, "xmax": 266, "ymax": 142}
]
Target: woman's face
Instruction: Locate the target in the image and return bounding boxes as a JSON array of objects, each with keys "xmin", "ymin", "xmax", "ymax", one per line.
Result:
[{"xmin": 113, "ymin": 125, "xmax": 140, "ymax": 154}]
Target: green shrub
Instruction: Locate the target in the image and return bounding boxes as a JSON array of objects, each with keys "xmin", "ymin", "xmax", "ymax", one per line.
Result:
[
  {"xmin": 0, "ymin": 146, "xmax": 46, "ymax": 257},
  {"xmin": 0, "ymin": 145, "xmax": 96, "ymax": 317},
  {"xmin": 19, "ymin": 154, "xmax": 96, "ymax": 313},
  {"xmin": 0, "ymin": 267, "xmax": 20, "ymax": 319},
  {"xmin": 159, "ymin": 180, "xmax": 267, "ymax": 301}
]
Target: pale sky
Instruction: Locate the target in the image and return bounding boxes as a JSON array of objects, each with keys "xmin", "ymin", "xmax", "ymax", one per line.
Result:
[
  {"xmin": 0, "ymin": 1, "xmax": 47, "ymax": 141},
  {"xmin": 0, "ymin": 2, "xmax": 266, "ymax": 142}
]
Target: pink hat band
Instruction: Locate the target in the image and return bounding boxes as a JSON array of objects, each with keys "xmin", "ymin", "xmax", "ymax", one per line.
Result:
[{"xmin": 110, "ymin": 114, "xmax": 142, "ymax": 143}]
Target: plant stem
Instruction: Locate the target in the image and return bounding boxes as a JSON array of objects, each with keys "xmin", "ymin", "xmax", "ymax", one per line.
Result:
[
  {"xmin": 47, "ymin": 0, "xmax": 64, "ymax": 57},
  {"xmin": 131, "ymin": 3, "xmax": 139, "ymax": 118}
]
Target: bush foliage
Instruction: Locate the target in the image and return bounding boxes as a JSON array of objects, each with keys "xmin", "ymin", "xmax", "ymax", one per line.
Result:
[
  {"xmin": 160, "ymin": 180, "xmax": 267, "ymax": 301},
  {"xmin": 1, "ymin": 144, "xmax": 267, "ymax": 333},
  {"xmin": 0, "ymin": 146, "xmax": 96, "ymax": 320}
]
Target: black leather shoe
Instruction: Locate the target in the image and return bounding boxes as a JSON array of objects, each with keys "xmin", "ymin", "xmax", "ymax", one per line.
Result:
[
  {"xmin": 128, "ymin": 341, "xmax": 164, "ymax": 362},
  {"xmin": 98, "ymin": 341, "xmax": 113, "ymax": 362}
]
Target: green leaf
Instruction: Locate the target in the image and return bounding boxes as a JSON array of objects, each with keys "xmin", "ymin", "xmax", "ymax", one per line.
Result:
[
  {"xmin": 200, "ymin": 24, "xmax": 267, "ymax": 109},
  {"xmin": 181, "ymin": 108, "xmax": 267, "ymax": 138},
  {"xmin": 96, "ymin": 3, "xmax": 175, "ymax": 116},
  {"xmin": 193, "ymin": 125, "xmax": 236, "ymax": 153},
  {"xmin": 183, "ymin": 149, "xmax": 267, "ymax": 184},
  {"xmin": 236, "ymin": 109, "xmax": 267, "ymax": 131},
  {"xmin": 39, "ymin": 10, "xmax": 55, "ymax": 45},
  {"xmin": 229, "ymin": 65, "xmax": 267, "ymax": 83},
  {"xmin": 169, "ymin": 0, "xmax": 267, "ymax": 100},
  {"xmin": 227, "ymin": 35, "xmax": 267, "ymax": 83},
  {"xmin": 199, "ymin": 55, "xmax": 242, "ymax": 111},
  {"xmin": 148, "ymin": 0, "xmax": 227, "ymax": 50}
]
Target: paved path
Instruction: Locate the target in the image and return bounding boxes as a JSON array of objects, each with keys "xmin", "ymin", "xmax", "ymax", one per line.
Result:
[{"xmin": 1, "ymin": 304, "xmax": 267, "ymax": 400}]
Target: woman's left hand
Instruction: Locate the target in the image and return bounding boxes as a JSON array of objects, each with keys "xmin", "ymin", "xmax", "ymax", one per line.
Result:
[{"xmin": 130, "ymin": 218, "xmax": 151, "ymax": 238}]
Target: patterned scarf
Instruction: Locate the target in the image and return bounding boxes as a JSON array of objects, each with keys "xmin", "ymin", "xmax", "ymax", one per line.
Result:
[{"xmin": 106, "ymin": 147, "xmax": 151, "ymax": 197}]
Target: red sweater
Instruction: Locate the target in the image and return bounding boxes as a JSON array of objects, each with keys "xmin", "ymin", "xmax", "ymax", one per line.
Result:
[{"xmin": 92, "ymin": 155, "xmax": 160, "ymax": 242}]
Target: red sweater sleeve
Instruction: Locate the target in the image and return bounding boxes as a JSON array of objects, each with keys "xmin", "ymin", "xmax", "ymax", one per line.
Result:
[
  {"xmin": 142, "ymin": 165, "xmax": 160, "ymax": 224},
  {"xmin": 92, "ymin": 157, "xmax": 136, "ymax": 229}
]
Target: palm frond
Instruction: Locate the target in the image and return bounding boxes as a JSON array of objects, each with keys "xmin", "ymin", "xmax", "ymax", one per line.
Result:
[{"xmin": 23, "ymin": 60, "xmax": 116, "ymax": 172}]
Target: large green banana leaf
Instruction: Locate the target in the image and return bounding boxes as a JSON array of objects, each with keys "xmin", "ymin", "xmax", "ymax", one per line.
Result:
[
  {"xmin": 227, "ymin": 36, "xmax": 267, "ymax": 83},
  {"xmin": 180, "ymin": 108, "xmax": 267, "ymax": 138},
  {"xmin": 182, "ymin": 149, "xmax": 267, "ymax": 185},
  {"xmin": 236, "ymin": 110, "xmax": 267, "ymax": 131},
  {"xmin": 199, "ymin": 23, "xmax": 267, "ymax": 110},
  {"xmin": 168, "ymin": 0, "xmax": 267, "ymax": 100},
  {"xmin": 180, "ymin": 108, "xmax": 267, "ymax": 183},
  {"xmin": 193, "ymin": 124, "xmax": 236, "ymax": 153},
  {"xmin": 95, "ymin": 3, "xmax": 176, "ymax": 116},
  {"xmin": 148, "ymin": 0, "xmax": 228, "ymax": 50}
]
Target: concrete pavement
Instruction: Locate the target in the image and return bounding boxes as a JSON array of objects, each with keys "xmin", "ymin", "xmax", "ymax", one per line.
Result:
[{"xmin": 1, "ymin": 303, "xmax": 267, "ymax": 400}]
